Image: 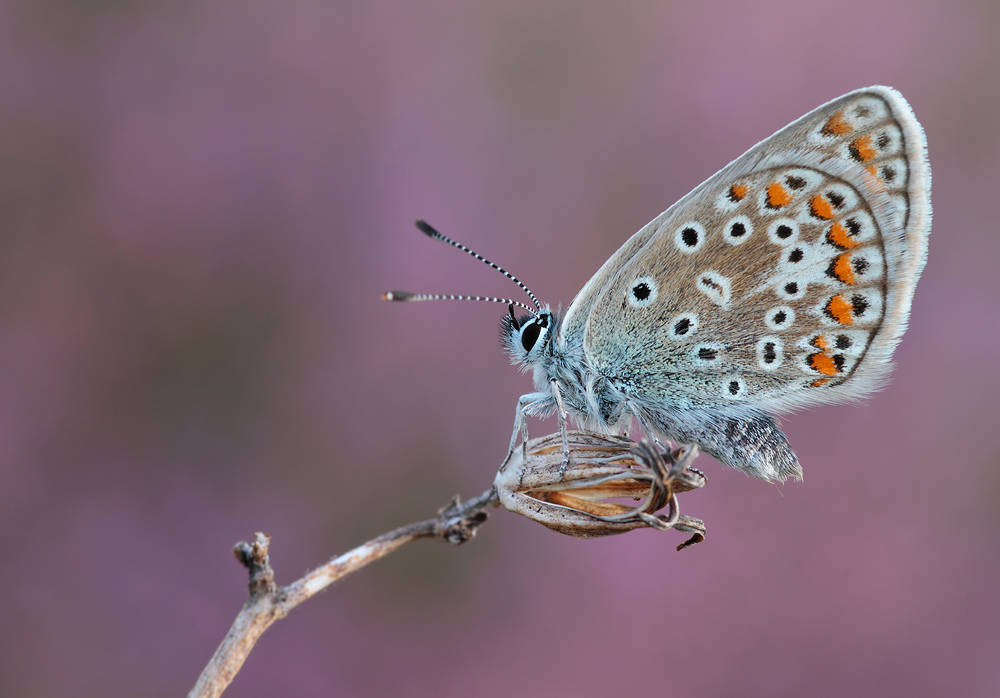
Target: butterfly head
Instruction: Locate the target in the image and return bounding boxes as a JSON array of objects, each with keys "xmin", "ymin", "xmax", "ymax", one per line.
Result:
[
  {"xmin": 383, "ymin": 219, "xmax": 556, "ymax": 373},
  {"xmin": 501, "ymin": 306, "xmax": 555, "ymax": 370}
]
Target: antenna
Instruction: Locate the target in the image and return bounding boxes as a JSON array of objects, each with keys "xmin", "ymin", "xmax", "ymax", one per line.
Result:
[
  {"xmin": 382, "ymin": 290, "xmax": 536, "ymax": 316},
  {"xmin": 412, "ymin": 220, "xmax": 542, "ymax": 311}
]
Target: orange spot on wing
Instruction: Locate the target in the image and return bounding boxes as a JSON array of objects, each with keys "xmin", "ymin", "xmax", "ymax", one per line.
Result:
[
  {"xmin": 865, "ymin": 165, "xmax": 885, "ymax": 191},
  {"xmin": 810, "ymin": 194, "xmax": 835, "ymax": 220},
  {"xmin": 811, "ymin": 335, "xmax": 830, "ymax": 351},
  {"xmin": 833, "ymin": 253, "xmax": 856, "ymax": 284},
  {"xmin": 826, "ymin": 295, "xmax": 854, "ymax": 325},
  {"xmin": 827, "ymin": 222, "xmax": 858, "ymax": 249},
  {"xmin": 822, "ymin": 112, "xmax": 851, "ymax": 136},
  {"xmin": 809, "ymin": 353, "xmax": 839, "ymax": 376},
  {"xmin": 767, "ymin": 182, "xmax": 793, "ymax": 208},
  {"xmin": 810, "ymin": 378, "xmax": 832, "ymax": 387},
  {"xmin": 729, "ymin": 183, "xmax": 748, "ymax": 201},
  {"xmin": 850, "ymin": 135, "xmax": 877, "ymax": 163},
  {"xmin": 864, "ymin": 164, "xmax": 886, "ymax": 192}
]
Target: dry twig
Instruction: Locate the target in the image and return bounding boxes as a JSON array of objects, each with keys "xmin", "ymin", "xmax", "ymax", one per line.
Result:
[
  {"xmin": 187, "ymin": 490, "xmax": 496, "ymax": 698},
  {"xmin": 187, "ymin": 431, "xmax": 707, "ymax": 697}
]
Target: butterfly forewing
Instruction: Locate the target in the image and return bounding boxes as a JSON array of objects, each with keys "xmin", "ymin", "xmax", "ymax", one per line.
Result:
[{"xmin": 578, "ymin": 87, "xmax": 929, "ymax": 414}]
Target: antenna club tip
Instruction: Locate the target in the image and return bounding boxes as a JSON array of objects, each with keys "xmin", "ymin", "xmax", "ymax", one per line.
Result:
[
  {"xmin": 383, "ymin": 290, "xmax": 415, "ymax": 302},
  {"xmin": 414, "ymin": 219, "xmax": 438, "ymax": 237}
]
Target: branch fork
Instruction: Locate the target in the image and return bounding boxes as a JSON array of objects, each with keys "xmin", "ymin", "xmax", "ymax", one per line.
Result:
[{"xmin": 189, "ymin": 431, "xmax": 707, "ymax": 697}]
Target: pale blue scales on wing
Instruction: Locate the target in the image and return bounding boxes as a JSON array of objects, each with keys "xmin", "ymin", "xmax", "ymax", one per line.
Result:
[{"xmin": 389, "ymin": 86, "xmax": 931, "ymax": 483}]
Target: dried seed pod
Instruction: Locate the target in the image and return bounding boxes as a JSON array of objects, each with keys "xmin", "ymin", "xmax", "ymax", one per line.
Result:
[{"xmin": 494, "ymin": 431, "xmax": 706, "ymax": 549}]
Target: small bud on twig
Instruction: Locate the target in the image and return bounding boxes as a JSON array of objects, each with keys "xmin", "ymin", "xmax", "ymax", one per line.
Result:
[
  {"xmin": 494, "ymin": 431, "xmax": 706, "ymax": 549},
  {"xmin": 192, "ymin": 431, "xmax": 706, "ymax": 697}
]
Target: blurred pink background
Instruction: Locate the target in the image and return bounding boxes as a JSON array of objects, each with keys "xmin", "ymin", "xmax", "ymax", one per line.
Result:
[{"xmin": 2, "ymin": 1, "xmax": 998, "ymax": 696}]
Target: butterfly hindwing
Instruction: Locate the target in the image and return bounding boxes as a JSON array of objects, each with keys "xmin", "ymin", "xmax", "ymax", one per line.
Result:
[{"xmin": 577, "ymin": 86, "xmax": 929, "ymax": 418}]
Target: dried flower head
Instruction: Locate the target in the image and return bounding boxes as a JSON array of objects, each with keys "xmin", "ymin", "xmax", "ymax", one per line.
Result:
[{"xmin": 494, "ymin": 431, "xmax": 706, "ymax": 550}]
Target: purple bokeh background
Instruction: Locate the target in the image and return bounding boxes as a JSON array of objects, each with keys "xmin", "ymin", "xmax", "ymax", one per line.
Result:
[{"xmin": 2, "ymin": 1, "xmax": 999, "ymax": 696}]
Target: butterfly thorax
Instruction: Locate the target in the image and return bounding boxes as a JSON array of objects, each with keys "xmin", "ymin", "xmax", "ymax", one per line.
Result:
[
  {"xmin": 490, "ymin": 86, "xmax": 929, "ymax": 484},
  {"xmin": 501, "ymin": 307, "xmax": 629, "ymax": 431}
]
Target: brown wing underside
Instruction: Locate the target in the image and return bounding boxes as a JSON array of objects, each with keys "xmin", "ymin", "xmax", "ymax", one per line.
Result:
[{"xmin": 579, "ymin": 87, "xmax": 930, "ymax": 412}]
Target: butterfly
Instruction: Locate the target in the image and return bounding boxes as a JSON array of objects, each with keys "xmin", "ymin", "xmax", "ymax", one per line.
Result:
[{"xmin": 386, "ymin": 86, "xmax": 930, "ymax": 482}]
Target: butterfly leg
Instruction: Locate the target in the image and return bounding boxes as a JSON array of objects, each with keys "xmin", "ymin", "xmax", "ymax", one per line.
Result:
[
  {"xmin": 626, "ymin": 400, "xmax": 665, "ymax": 450},
  {"xmin": 508, "ymin": 392, "xmax": 555, "ymax": 462},
  {"xmin": 549, "ymin": 379, "xmax": 571, "ymax": 473}
]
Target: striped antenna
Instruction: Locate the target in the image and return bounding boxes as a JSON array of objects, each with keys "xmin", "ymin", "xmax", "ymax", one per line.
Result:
[
  {"xmin": 413, "ymin": 219, "xmax": 542, "ymax": 311},
  {"xmin": 382, "ymin": 290, "xmax": 536, "ymax": 316}
]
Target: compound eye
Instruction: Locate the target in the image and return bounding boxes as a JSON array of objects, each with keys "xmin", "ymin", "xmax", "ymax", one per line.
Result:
[{"xmin": 520, "ymin": 321, "xmax": 541, "ymax": 352}]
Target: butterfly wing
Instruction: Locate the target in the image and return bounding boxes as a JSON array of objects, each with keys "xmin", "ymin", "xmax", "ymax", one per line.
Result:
[{"xmin": 569, "ymin": 86, "xmax": 930, "ymax": 480}]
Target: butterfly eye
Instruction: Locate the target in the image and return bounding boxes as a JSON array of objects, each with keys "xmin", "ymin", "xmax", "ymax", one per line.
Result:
[{"xmin": 520, "ymin": 320, "xmax": 542, "ymax": 352}]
